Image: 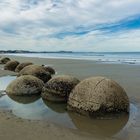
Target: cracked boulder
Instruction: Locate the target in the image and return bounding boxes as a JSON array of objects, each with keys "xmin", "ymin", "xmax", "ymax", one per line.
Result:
[
  {"xmin": 19, "ymin": 65, "xmax": 51, "ymax": 83},
  {"xmin": 6, "ymin": 75, "xmax": 44, "ymax": 95},
  {"xmin": 67, "ymin": 76, "xmax": 129, "ymax": 117},
  {"xmin": 42, "ymin": 75, "xmax": 80, "ymax": 102},
  {"xmin": 15, "ymin": 62, "xmax": 33, "ymax": 72},
  {"xmin": 4, "ymin": 60, "xmax": 20, "ymax": 71}
]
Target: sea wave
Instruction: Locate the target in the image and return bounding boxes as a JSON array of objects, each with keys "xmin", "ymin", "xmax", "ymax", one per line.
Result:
[{"xmin": 3, "ymin": 52, "xmax": 140, "ymax": 65}]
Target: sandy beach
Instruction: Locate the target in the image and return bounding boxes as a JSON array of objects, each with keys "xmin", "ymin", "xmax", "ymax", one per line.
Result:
[{"xmin": 0, "ymin": 55, "xmax": 140, "ymax": 140}]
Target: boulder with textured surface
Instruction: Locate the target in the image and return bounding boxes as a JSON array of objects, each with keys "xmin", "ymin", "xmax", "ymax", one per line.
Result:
[
  {"xmin": 68, "ymin": 76, "xmax": 129, "ymax": 117},
  {"xmin": 6, "ymin": 75, "xmax": 44, "ymax": 95},
  {"xmin": 4, "ymin": 60, "xmax": 19, "ymax": 71},
  {"xmin": 19, "ymin": 65, "xmax": 51, "ymax": 83},
  {"xmin": 15, "ymin": 62, "xmax": 33, "ymax": 72},
  {"xmin": 0, "ymin": 57, "xmax": 11, "ymax": 64},
  {"xmin": 43, "ymin": 66, "xmax": 55, "ymax": 75},
  {"xmin": 42, "ymin": 75, "xmax": 80, "ymax": 102}
]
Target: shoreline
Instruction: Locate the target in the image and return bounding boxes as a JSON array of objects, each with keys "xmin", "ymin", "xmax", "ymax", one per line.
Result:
[
  {"xmin": 0, "ymin": 55, "xmax": 140, "ymax": 140},
  {"xmin": 1, "ymin": 53, "xmax": 140, "ymax": 65}
]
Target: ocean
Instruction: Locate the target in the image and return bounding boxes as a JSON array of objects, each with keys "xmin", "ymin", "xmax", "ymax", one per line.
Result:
[{"xmin": 5, "ymin": 52, "xmax": 140, "ymax": 65}]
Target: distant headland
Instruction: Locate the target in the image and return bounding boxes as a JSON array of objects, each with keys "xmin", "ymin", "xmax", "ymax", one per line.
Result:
[{"xmin": 0, "ymin": 50, "xmax": 73, "ymax": 54}]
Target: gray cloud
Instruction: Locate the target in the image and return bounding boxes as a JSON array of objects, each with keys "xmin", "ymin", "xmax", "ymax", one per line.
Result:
[{"xmin": 0, "ymin": 0, "xmax": 140, "ymax": 51}]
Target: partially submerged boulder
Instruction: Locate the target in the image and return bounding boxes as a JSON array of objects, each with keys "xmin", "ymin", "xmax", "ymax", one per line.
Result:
[
  {"xmin": 0, "ymin": 57, "xmax": 11, "ymax": 64},
  {"xmin": 42, "ymin": 75, "xmax": 80, "ymax": 102},
  {"xmin": 6, "ymin": 75, "xmax": 44, "ymax": 95},
  {"xmin": 15, "ymin": 62, "xmax": 33, "ymax": 72},
  {"xmin": 19, "ymin": 65, "xmax": 51, "ymax": 83},
  {"xmin": 4, "ymin": 60, "xmax": 19, "ymax": 71},
  {"xmin": 68, "ymin": 76, "xmax": 129, "ymax": 117}
]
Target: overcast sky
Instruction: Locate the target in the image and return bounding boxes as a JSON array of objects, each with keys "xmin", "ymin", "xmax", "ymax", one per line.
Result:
[{"xmin": 0, "ymin": 0, "xmax": 140, "ymax": 52}]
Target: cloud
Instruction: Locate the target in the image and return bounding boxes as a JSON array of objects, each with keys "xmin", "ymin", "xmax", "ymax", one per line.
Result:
[{"xmin": 0, "ymin": 0, "xmax": 140, "ymax": 51}]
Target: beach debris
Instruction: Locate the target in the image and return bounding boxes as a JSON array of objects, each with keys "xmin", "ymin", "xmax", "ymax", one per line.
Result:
[
  {"xmin": 6, "ymin": 75, "xmax": 44, "ymax": 95},
  {"xmin": 18, "ymin": 65, "xmax": 51, "ymax": 83},
  {"xmin": 15, "ymin": 62, "xmax": 33, "ymax": 72},
  {"xmin": 4, "ymin": 60, "xmax": 20, "ymax": 71},
  {"xmin": 67, "ymin": 76, "xmax": 129, "ymax": 117},
  {"xmin": 42, "ymin": 65, "xmax": 55, "ymax": 75},
  {"xmin": 0, "ymin": 57, "xmax": 11, "ymax": 64},
  {"xmin": 42, "ymin": 75, "xmax": 80, "ymax": 102}
]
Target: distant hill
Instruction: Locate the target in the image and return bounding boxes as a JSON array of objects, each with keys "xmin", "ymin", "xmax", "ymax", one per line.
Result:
[{"xmin": 0, "ymin": 50, "xmax": 73, "ymax": 53}]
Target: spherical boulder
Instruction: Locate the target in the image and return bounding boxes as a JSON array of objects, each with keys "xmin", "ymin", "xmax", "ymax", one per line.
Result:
[
  {"xmin": 68, "ymin": 76, "xmax": 129, "ymax": 117},
  {"xmin": 6, "ymin": 75, "xmax": 44, "ymax": 96},
  {"xmin": 19, "ymin": 65, "xmax": 51, "ymax": 83},
  {"xmin": 0, "ymin": 57, "xmax": 11, "ymax": 64},
  {"xmin": 42, "ymin": 75, "xmax": 80, "ymax": 102},
  {"xmin": 4, "ymin": 60, "xmax": 20, "ymax": 71},
  {"xmin": 43, "ymin": 65, "xmax": 55, "ymax": 75},
  {"xmin": 15, "ymin": 62, "xmax": 33, "ymax": 72}
]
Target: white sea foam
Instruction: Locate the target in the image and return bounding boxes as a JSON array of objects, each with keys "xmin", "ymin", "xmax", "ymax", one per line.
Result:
[{"xmin": 4, "ymin": 52, "xmax": 140, "ymax": 65}]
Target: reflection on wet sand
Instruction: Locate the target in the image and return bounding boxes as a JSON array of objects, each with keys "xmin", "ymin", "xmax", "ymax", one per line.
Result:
[
  {"xmin": 0, "ymin": 93, "xmax": 139, "ymax": 139},
  {"xmin": 68, "ymin": 111, "xmax": 129, "ymax": 137},
  {"xmin": 7, "ymin": 94, "xmax": 41, "ymax": 104},
  {"xmin": 43, "ymin": 99, "xmax": 67, "ymax": 113}
]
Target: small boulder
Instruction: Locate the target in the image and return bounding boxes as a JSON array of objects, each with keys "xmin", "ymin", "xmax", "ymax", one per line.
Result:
[
  {"xmin": 68, "ymin": 76, "xmax": 129, "ymax": 117},
  {"xmin": 19, "ymin": 65, "xmax": 51, "ymax": 83},
  {"xmin": 43, "ymin": 66, "xmax": 55, "ymax": 75},
  {"xmin": 42, "ymin": 75, "xmax": 80, "ymax": 102},
  {"xmin": 15, "ymin": 62, "xmax": 33, "ymax": 72},
  {"xmin": 4, "ymin": 60, "xmax": 19, "ymax": 71},
  {"xmin": 0, "ymin": 57, "xmax": 11, "ymax": 64},
  {"xmin": 6, "ymin": 75, "xmax": 44, "ymax": 95}
]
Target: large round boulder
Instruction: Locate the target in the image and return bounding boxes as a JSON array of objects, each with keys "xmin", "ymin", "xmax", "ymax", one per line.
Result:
[
  {"xmin": 0, "ymin": 57, "xmax": 11, "ymax": 64},
  {"xmin": 42, "ymin": 75, "xmax": 80, "ymax": 102},
  {"xmin": 15, "ymin": 62, "xmax": 33, "ymax": 72},
  {"xmin": 4, "ymin": 60, "xmax": 19, "ymax": 71},
  {"xmin": 19, "ymin": 65, "xmax": 51, "ymax": 83},
  {"xmin": 6, "ymin": 75, "xmax": 44, "ymax": 96},
  {"xmin": 68, "ymin": 76, "xmax": 129, "ymax": 117}
]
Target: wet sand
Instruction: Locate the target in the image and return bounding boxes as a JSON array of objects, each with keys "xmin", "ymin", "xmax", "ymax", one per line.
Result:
[
  {"xmin": 0, "ymin": 55, "xmax": 140, "ymax": 140},
  {"xmin": 2, "ymin": 55, "xmax": 140, "ymax": 99}
]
